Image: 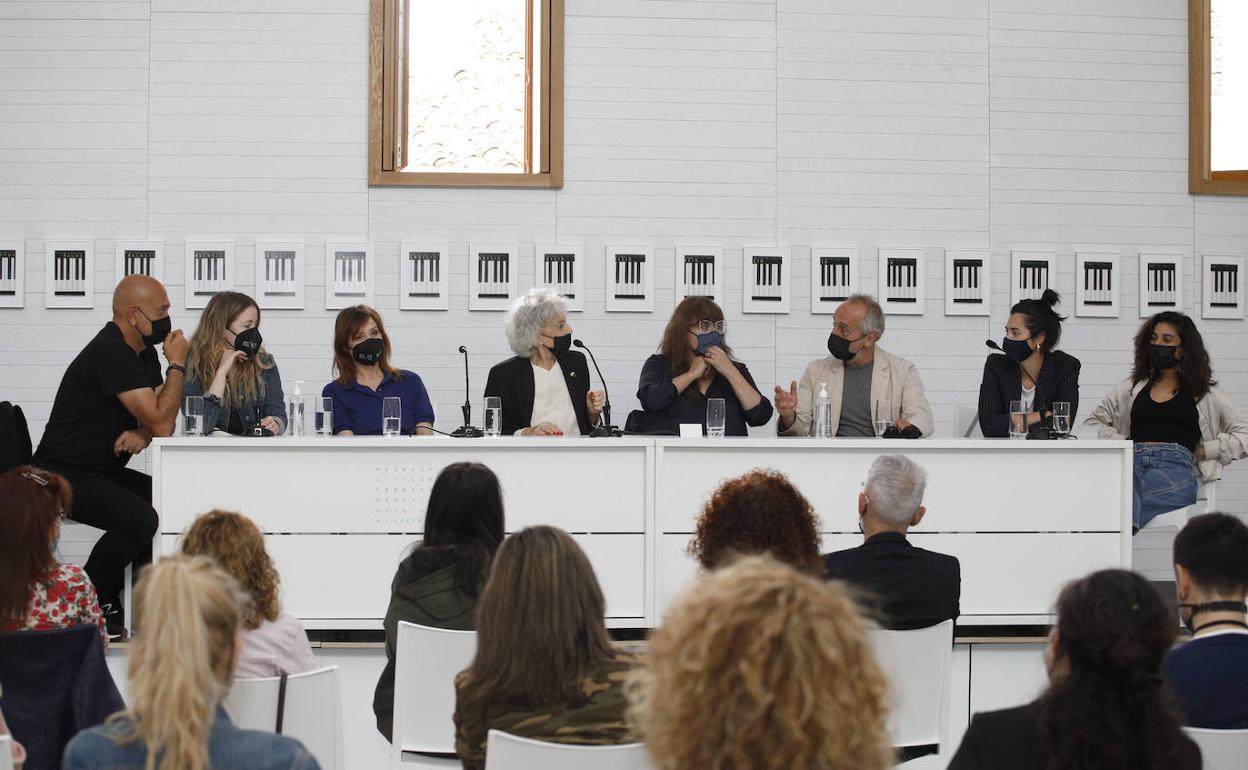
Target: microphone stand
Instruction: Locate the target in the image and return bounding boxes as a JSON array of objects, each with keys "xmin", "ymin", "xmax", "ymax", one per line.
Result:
[
  {"xmin": 450, "ymin": 345, "xmax": 484, "ymax": 438},
  {"xmin": 573, "ymin": 339, "xmax": 622, "ymax": 437},
  {"xmin": 984, "ymin": 339, "xmax": 1058, "ymax": 440}
]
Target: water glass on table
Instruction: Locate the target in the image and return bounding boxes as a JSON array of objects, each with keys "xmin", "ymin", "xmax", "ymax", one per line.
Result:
[
  {"xmin": 873, "ymin": 400, "xmax": 891, "ymax": 438},
  {"xmin": 382, "ymin": 396, "xmax": 402, "ymax": 437},
  {"xmin": 315, "ymin": 397, "xmax": 334, "ymax": 436},
  {"xmin": 483, "ymin": 397, "xmax": 502, "ymax": 437},
  {"xmin": 1052, "ymin": 401, "xmax": 1072, "ymax": 437},
  {"xmin": 1009, "ymin": 400, "xmax": 1030, "ymax": 440},
  {"xmin": 183, "ymin": 396, "xmax": 204, "ymax": 436},
  {"xmin": 706, "ymin": 398, "xmax": 727, "ymax": 438}
]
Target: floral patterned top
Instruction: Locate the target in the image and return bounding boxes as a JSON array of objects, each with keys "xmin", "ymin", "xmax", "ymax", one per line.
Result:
[{"xmin": 2, "ymin": 564, "xmax": 108, "ymax": 649}]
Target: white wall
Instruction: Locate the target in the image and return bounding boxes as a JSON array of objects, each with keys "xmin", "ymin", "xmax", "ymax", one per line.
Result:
[{"xmin": 2, "ymin": 0, "xmax": 1247, "ymax": 510}]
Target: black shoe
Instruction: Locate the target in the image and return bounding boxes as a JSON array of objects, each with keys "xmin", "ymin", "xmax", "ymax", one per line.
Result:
[{"xmin": 101, "ymin": 603, "xmax": 126, "ymax": 641}]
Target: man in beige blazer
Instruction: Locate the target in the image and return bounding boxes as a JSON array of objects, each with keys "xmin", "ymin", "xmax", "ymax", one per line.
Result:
[{"xmin": 775, "ymin": 293, "xmax": 934, "ymax": 437}]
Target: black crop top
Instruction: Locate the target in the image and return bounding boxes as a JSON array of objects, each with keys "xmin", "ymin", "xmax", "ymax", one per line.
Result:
[{"xmin": 1130, "ymin": 384, "xmax": 1201, "ymax": 452}]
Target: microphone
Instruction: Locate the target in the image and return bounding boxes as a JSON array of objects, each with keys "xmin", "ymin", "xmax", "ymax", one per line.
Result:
[
  {"xmin": 450, "ymin": 345, "xmax": 483, "ymax": 438},
  {"xmin": 573, "ymin": 339, "xmax": 622, "ymax": 438},
  {"xmin": 984, "ymin": 339, "xmax": 1056, "ymax": 440}
]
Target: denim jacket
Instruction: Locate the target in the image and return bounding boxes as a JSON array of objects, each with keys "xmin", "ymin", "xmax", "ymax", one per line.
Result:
[
  {"xmin": 184, "ymin": 355, "xmax": 287, "ymax": 436},
  {"xmin": 63, "ymin": 706, "xmax": 321, "ymax": 770}
]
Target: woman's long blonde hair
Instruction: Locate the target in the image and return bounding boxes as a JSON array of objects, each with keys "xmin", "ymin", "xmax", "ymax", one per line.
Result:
[
  {"xmin": 180, "ymin": 510, "xmax": 280, "ymax": 630},
  {"xmin": 187, "ymin": 291, "xmax": 273, "ymax": 409},
  {"xmin": 121, "ymin": 555, "xmax": 248, "ymax": 770},
  {"xmin": 629, "ymin": 555, "xmax": 894, "ymax": 770}
]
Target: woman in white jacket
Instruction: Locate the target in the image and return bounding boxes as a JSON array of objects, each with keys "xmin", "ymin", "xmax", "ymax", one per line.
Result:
[{"xmin": 1086, "ymin": 312, "xmax": 1248, "ymax": 530}]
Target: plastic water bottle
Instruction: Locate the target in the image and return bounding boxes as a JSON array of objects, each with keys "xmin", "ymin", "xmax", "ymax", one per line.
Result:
[
  {"xmin": 814, "ymin": 382, "xmax": 832, "ymax": 438},
  {"xmin": 290, "ymin": 380, "xmax": 305, "ymax": 437}
]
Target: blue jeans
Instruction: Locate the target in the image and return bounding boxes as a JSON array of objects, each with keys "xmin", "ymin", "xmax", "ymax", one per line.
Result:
[{"xmin": 1133, "ymin": 443, "xmax": 1199, "ymax": 530}]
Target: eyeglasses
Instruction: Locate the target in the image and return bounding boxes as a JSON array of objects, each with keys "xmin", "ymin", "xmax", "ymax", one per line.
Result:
[{"xmin": 696, "ymin": 320, "xmax": 727, "ymax": 334}]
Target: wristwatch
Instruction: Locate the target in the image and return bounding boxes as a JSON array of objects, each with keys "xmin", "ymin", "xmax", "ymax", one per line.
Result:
[{"xmin": 166, "ymin": 363, "xmax": 187, "ymax": 376}]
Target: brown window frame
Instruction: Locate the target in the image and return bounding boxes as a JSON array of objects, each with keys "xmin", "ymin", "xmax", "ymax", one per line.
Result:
[
  {"xmin": 1190, "ymin": 0, "xmax": 1248, "ymax": 194},
  {"xmin": 368, "ymin": 0, "xmax": 563, "ymax": 188}
]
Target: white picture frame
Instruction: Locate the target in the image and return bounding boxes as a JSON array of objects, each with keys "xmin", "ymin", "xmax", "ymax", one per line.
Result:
[
  {"xmin": 1138, "ymin": 252, "xmax": 1183, "ymax": 317},
  {"xmin": 254, "ymin": 241, "xmax": 305, "ymax": 310},
  {"xmin": 469, "ymin": 243, "xmax": 518, "ymax": 311},
  {"xmin": 605, "ymin": 244, "xmax": 655, "ymax": 313},
  {"xmin": 675, "ymin": 245, "xmax": 724, "ymax": 306},
  {"xmin": 1201, "ymin": 253, "xmax": 1246, "ymax": 320},
  {"xmin": 0, "ymin": 241, "xmax": 25, "ymax": 308},
  {"xmin": 877, "ymin": 247, "xmax": 925, "ymax": 316},
  {"xmin": 114, "ymin": 240, "xmax": 164, "ymax": 285},
  {"xmin": 535, "ymin": 244, "xmax": 585, "ymax": 312},
  {"xmin": 1010, "ymin": 250, "xmax": 1055, "ymax": 306},
  {"xmin": 44, "ymin": 240, "xmax": 95, "ymax": 309},
  {"xmin": 810, "ymin": 246, "xmax": 858, "ymax": 315},
  {"xmin": 399, "ymin": 241, "xmax": 449, "ymax": 311},
  {"xmin": 742, "ymin": 246, "xmax": 790, "ymax": 314},
  {"xmin": 184, "ymin": 240, "xmax": 235, "ymax": 310},
  {"xmin": 324, "ymin": 242, "xmax": 375, "ymax": 310},
  {"xmin": 943, "ymin": 249, "xmax": 990, "ymax": 316},
  {"xmin": 1075, "ymin": 251, "xmax": 1120, "ymax": 318}
]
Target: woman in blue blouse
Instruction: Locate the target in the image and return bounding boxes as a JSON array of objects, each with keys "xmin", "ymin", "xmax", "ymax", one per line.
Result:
[
  {"xmin": 636, "ymin": 297, "xmax": 772, "ymax": 436},
  {"xmin": 323, "ymin": 305, "xmax": 435, "ymax": 435}
]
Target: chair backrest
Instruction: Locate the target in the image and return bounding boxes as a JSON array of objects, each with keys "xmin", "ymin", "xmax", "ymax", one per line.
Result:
[
  {"xmin": 957, "ymin": 405, "xmax": 982, "ymax": 438},
  {"xmin": 223, "ymin": 666, "xmax": 344, "ymax": 770},
  {"xmin": 0, "ymin": 735, "xmax": 14, "ymax": 770},
  {"xmin": 1183, "ymin": 726, "xmax": 1248, "ymax": 770},
  {"xmin": 392, "ymin": 621, "xmax": 477, "ymax": 761},
  {"xmin": 870, "ymin": 619, "xmax": 954, "ymax": 749},
  {"xmin": 484, "ymin": 730, "xmax": 654, "ymax": 770}
]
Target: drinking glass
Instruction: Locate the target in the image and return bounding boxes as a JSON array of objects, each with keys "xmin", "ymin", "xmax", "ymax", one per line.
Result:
[
  {"xmin": 315, "ymin": 397, "xmax": 334, "ymax": 436},
  {"xmin": 706, "ymin": 398, "xmax": 727, "ymax": 438},
  {"xmin": 483, "ymin": 396, "xmax": 502, "ymax": 437},
  {"xmin": 1009, "ymin": 400, "xmax": 1030, "ymax": 440},
  {"xmin": 382, "ymin": 396, "xmax": 402, "ymax": 437},
  {"xmin": 183, "ymin": 396, "xmax": 204, "ymax": 436},
  {"xmin": 1052, "ymin": 401, "xmax": 1072, "ymax": 437},
  {"xmin": 873, "ymin": 400, "xmax": 891, "ymax": 438}
]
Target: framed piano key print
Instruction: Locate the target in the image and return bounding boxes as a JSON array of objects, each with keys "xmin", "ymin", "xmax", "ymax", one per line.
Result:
[
  {"xmin": 45, "ymin": 240, "xmax": 95, "ymax": 309},
  {"xmin": 1201, "ymin": 254, "xmax": 1246, "ymax": 320},
  {"xmin": 810, "ymin": 247, "xmax": 858, "ymax": 315},
  {"xmin": 0, "ymin": 241, "xmax": 24, "ymax": 309},
  {"xmin": 606, "ymin": 245, "xmax": 654, "ymax": 313},
  {"xmin": 400, "ymin": 241, "xmax": 449, "ymax": 311},
  {"xmin": 325, "ymin": 242, "xmax": 375, "ymax": 310},
  {"xmin": 535, "ymin": 244, "xmax": 585, "ymax": 312},
  {"xmin": 676, "ymin": 246, "xmax": 724, "ymax": 306},
  {"xmin": 115, "ymin": 241, "xmax": 165, "ymax": 285},
  {"xmin": 877, "ymin": 247, "xmax": 925, "ymax": 315},
  {"xmin": 254, "ymin": 241, "xmax": 304, "ymax": 310},
  {"xmin": 185, "ymin": 241, "xmax": 235, "ymax": 310},
  {"xmin": 1010, "ymin": 250, "xmax": 1055, "ymax": 306},
  {"xmin": 1074, "ymin": 252, "xmax": 1119, "ymax": 318},
  {"xmin": 943, "ymin": 249, "xmax": 989, "ymax": 316},
  {"xmin": 743, "ymin": 246, "xmax": 790, "ymax": 314},
  {"xmin": 469, "ymin": 243, "xmax": 518, "ymax": 311},
  {"xmin": 1138, "ymin": 253, "xmax": 1182, "ymax": 318}
]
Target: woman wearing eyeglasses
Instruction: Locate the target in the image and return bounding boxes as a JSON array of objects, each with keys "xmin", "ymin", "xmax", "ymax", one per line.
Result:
[{"xmin": 635, "ymin": 297, "xmax": 773, "ymax": 435}]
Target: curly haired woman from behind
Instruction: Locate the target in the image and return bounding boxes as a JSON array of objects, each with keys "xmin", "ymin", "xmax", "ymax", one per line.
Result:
[
  {"xmin": 948, "ymin": 569, "xmax": 1199, "ymax": 770},
  {"xmin": 180, "ymin": 509, "xmax": 315, "ymax": 678},
  {"xmin": 63, "ymin": 555, "xmax": 320, "ymax": 770},
  {"xmin": 630, "ymin": 554, "xmax": 893, "ymax": 770},
  {"xmin": 690, "ymin": 469, "xmax": 824, "ymax": 575}
]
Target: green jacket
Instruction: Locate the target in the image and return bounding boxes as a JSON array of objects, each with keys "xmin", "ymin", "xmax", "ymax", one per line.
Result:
[{"xmin": 373, "ymin": 550, "xmax": 482, "ymax": 742}]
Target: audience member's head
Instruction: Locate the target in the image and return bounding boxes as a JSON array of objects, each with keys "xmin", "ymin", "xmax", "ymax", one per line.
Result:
[
  {"xmin": 420, "ymin": 462, "xmax": 506, "ymax": 598},
  {"xmin": 1038, "ymin": 569, "xmax": 1189, "ymax": 770},
  {"xmin": 125, "ymin": 555, "xmax": 249, "ymax": 770},
  {"xmin": 1173, "ymin": 512, "xmax": 1248, "ymax": 623},
  {"xmin": 631, "ymin": 555, "xmax": 892, "ymax": 770},
  {"xmin": 0, "ymin": 466, "xmax": 72, "ymax": 628},
  {"xmin": 458, "ymin": 526, "xmax": 612, "ymax": 709},
  {"xmin": 690, "ymin": 469, "xmax": 822, "ymax": 575},
  {"xmin": 180, "ymin": 510, "xmax": 280, "ymax": 630},
  {"xmin": 859, "ymin": 455, "xmax": 927, "ymax": 535}
]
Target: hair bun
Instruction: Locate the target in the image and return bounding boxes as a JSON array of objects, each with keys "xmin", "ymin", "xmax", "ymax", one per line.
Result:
[{"xmin": 1039, "ymin": 288, "xmax": 1061, "ymax": 308}]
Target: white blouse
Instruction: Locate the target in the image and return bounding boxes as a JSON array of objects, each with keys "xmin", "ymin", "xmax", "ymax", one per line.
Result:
[{"xmin": 528, "ymin": 361, "xmax": 579, "ymax": 435}]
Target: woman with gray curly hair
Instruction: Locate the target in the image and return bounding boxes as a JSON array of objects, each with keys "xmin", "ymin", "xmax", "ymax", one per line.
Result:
[{"xmin": 483, "ymin": 288, "xmax": 605, "ymax": 436}]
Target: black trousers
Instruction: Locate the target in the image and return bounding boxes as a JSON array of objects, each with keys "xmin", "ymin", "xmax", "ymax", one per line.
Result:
[{"xmin": 37, "ymin": 461, "xmax": 157, "ymax": 608}]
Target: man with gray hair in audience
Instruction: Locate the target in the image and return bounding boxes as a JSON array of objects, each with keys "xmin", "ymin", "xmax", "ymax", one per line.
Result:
[
  {"xmin": 775, "ymin": 293, "xmax": 934, "ymax": 437},
  {"xmin": 824, "ymin": 454, "xmax": 960, "ymax": 630}
]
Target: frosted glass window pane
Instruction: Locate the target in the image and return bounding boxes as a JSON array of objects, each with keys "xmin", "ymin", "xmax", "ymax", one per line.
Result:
[
  {"xmin": 406, "ymin": 0, "xmax": 527, "ymax": 173},
  {"xmin": 1211, "ymin": 0, "xmax": 1248, "ymax": 171}
]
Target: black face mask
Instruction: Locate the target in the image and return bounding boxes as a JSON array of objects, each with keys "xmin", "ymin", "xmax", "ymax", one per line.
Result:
[
  {"xmin": 233, "ymin": 327, "xmax": 263, "ymax": 359},
  {"xmin": 1148, "ymin": 343, "xmax": 1181, "ymax": 371},
  {"xmin": 352, "ymin": 337, "xmax": 384, "ymax": 366},
  {"xmin": 138, "ymin": 310, "xmax": 171, "ymax": 346},
  {"xmin": 827, "ymin": 332, "xmax": 861, "ymax": 362},
  {"xmin": 546, "ymin": 332, "xmax": 572, "ymax": 354}
]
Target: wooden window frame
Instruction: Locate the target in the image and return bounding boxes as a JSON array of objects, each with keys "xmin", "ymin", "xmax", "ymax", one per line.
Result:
[
  {"xmin": 368, "ymin": 0, "xmax": 563, "ymax": 188},
  {"xmin": 1190, "ymin": 0, "xmax": 1248, "ymax": 194}
]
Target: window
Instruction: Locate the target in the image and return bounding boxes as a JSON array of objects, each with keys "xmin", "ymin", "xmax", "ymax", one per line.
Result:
[
  {"xmin": 1190, "ymin": 0, "xmax": 1248, "ymax": 194},
  {"xmin": 369, "ymin": 0, "xmax": 563, "ymax": 187}
]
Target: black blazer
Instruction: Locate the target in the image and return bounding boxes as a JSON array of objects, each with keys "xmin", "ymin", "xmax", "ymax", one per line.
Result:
[
  {"xmin": 483, "ymin": 351, "xmax": 593, "ymax": 435},
  {"xmin": 977, "ymin": 349, "xmax": 1081, "ymax": 438},
  {"xmin": 948, "ymin": 702, "xmax": 1201, "ymax": 770},
  {"xmin": 823, "ymin": 532, "xmax": 960, "ymax": 630}
]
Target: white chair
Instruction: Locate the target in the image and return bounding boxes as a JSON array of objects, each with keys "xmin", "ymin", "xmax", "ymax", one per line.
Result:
[
  {"xmin": 484, "ymin": 730, "xmax": 654, "ymax": 770},
  {"xmin": 0, "ymin": 735, "xmax": 14, "ymax": 770},
  {"xmin": 1183, "ymin": 726, "xmax": 1248, "ymax": 770},
  {"xmin": 392, "ymin": 622, "xmax": 477, "ymax": 769},
  {"xmin": 871, "ymin": 620, "xmax": 954, "ymax": 759},
  {"xmin": 224, "ymin": 666, "xmax": 344, "ymax": 770}
]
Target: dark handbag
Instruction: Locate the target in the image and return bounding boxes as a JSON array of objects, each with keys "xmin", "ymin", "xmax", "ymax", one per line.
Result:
[{"xmin": 882, "ymin": 424, "xmax": 923, "ymax": 439}]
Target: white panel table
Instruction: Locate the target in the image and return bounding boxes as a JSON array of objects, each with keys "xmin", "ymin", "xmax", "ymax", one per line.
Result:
[{"xmin": 151, "ymin": 436, "xmax": 1131, "ymax": 629}]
